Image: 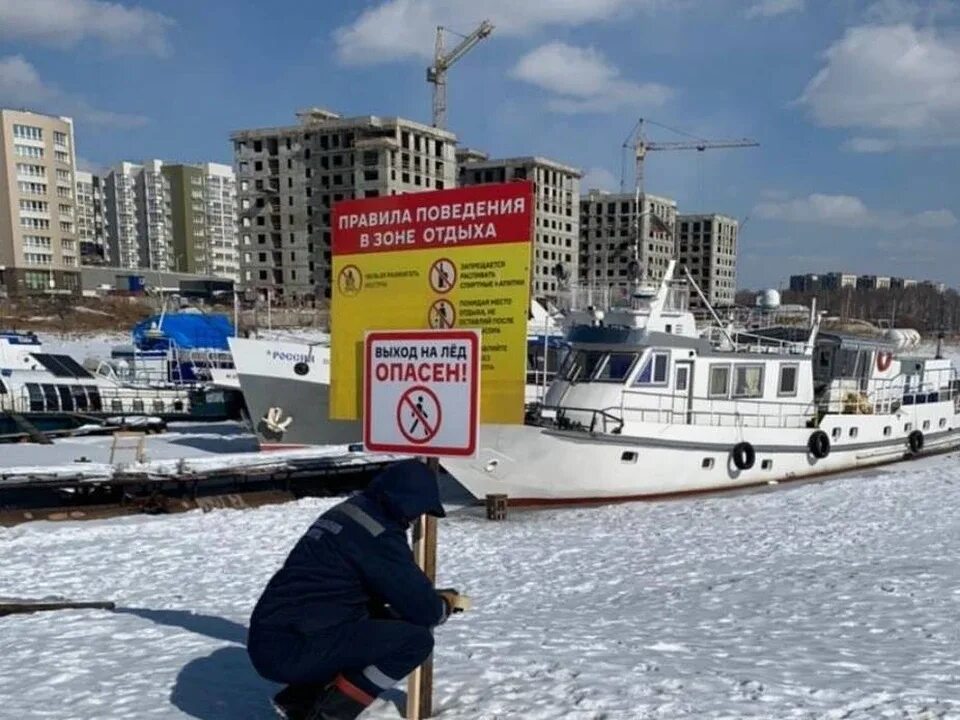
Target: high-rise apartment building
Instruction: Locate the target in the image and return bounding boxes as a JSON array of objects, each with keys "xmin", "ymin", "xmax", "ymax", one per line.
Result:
[
  {"xmin": 676, "ymin": 214, "xmax": 738, "ymax": 309},
  {"xmin": 231, "ymin": 108, "xmax": 457, "ymax": 300},
  {"xmin": 0, "ymin": 109, "xmax": 81, "ymax": 293},
  {"xmin": 162, "ymin": 162, "xmax": 239, "ymax": 281},
  {"xmin": 457, "ymin": 152, "xmax": 580, "ymax": 299},
  {"xmin": 75, "ymin": 170, "xmax": 107, "ymax": 265},
  {"xmin": 578, "ymin": 190, "xmax": 677, "ymax": 288},
  {"xmin": 103, "ymin": 160, "xmax": 174, "ymax": 271}
]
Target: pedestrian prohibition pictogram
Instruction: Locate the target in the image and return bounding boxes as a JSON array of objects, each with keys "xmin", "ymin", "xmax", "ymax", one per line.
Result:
[
  {"xmin": 428, "ymin": 299, "xmax": 456, "ymax": 329},
  {"xmin": 337, "ymin": 264, "xmax": 363, "ymax": 296},
  {"xmin": 363, "ymin": 329, "xmax": 480, "ymax": 457},
  {"xmin": 397, "ymin": 386, "xmax": 441, "ymax": 444},
  {"xmin": 429, "ymin": 258, "xmax": 457, "ymax": 294}
]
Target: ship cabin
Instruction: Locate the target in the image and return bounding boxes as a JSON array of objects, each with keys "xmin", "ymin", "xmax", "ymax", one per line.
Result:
[{"xmin": 540, "ymin": 280, "xmax": 956, "ymax": 434}]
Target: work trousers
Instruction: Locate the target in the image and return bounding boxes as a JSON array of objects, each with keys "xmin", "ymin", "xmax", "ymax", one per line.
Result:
[{"xmin": 248, "ymin": 619, "xmax": 434, "ymax": 700}]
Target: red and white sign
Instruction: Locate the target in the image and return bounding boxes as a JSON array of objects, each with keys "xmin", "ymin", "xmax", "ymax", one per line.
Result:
[{"xmin": 363, "ymin": 330, "xmax": 480, "ymax": 457}]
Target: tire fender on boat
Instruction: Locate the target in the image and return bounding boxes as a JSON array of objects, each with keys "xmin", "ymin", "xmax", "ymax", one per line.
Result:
[
  {"xmin": 908, "ymin": 429, "xmax": 924, "ymax": 454},
  {"xmin": 731, "ymin": 441, "xmax": 756, "ymax": 471},
  {"xmin": 807, "ymin": 430, "xmax": 831, "ymax": 460}
]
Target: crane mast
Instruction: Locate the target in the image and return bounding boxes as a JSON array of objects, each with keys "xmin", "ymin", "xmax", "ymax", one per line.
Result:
[
  {"xmin": 619, "ymin": 118, "xmax": 759, "ymax": 283},
  {"xmin": 427, "ymin": 20, "xmax": 494, "ymax": 129}
]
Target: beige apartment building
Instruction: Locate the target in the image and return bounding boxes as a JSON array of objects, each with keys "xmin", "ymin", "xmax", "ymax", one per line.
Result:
[
  {"xmin": 676, "ymin": 213, "xmax": 738, "ymax": 310},
  {"xmin": 0, "ymin": 109, "xmax": 80, "ymax": 294}
]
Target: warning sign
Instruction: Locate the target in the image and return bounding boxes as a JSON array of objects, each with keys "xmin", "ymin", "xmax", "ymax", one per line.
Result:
[
  {"xmin": 331, "ymin": 182, "xmax": 533, "ymax": 423},
  {"xmin": 364, "ymin": 330, "xmax": 480, "ymax": 457}
]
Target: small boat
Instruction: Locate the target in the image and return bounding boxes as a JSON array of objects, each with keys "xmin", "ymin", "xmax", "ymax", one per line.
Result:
[{"xmin": 440, "ymin": 262, "xmax": 960, "ymax": 504}]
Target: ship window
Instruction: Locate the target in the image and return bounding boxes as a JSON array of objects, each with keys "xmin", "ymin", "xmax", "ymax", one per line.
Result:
[
  {"xmin": 153, "ymin": 400, "xmax": 164, "ymax": 413},
  {"xmin": 41, "ymin": 383, "xmax": 59, "ymax": 411},
  {"xmin": 905, "ymin": 423, "xmax": 912, "ymax": 432},
  {"xmin": 84, "ymin": 386, "xmax": 102, "ymax": 411},
  {"xmin": 620, "ymin": 451, "xmax": 638, "ymax": 463},
  {"xmin": 26, "ymin": 383, "xmax": 43, "ymax": 411},
  {"xmin": 832, "ymin": 427, "xmax": 842, "ymax": 439},
  {"xmin": 940, "ymin": 418, "xmax": 947, "ymax": 428},
  {"xmin": 634, "ymin": 351, "xmax": 669, "ymax": 386},
  {"xmin": 132, "ymin": 399, "xmax": 144, "ymax": 413},
  {"xmin": 883, "ymin": 426, "xmax": 892, "ymax": 436},
  {"xmin": 675, "ymin": 366, "xmax": 689, "ymax": 391},
  {"xmin": 849, "ymin": 427, "xmax": 858, "ymax": 438},
  {"xmin": 761, "ymin": 459, "xmax": 773, "ymax": 470},
  {"xmin": 701, "ymin": 457, "xmax": 714, "ymax": 469},
  {"xmin": 71, "ymin": 385, "xmax": 88, "ymax": 411},
  {"xmin": 111, "ymin": 399, "xmax": 122, "ymax": 412},
  {"xmin": 778, "ymin": 364, "xmax": 798, "ymax": 396},
  {"xmin": 732, "ymin": 365, "xmax": 764, "ymax": 398},
  {"xmin": 923, "ymin": 419, "xmax": 930, "ymax": 430},
  {"xmin": 594, "ymin": 353, "xmax": 638, "ymax": 383},
  {"xmin": 708, "ymin": 365, "xmax": 730, "ymax": 397},
  {"xmin": 57, "ymin": 385, "xmax": 74, "ymax": 411},
  {"xmin": 563, "ymin": 350, "xmax": 605, "ymax": 383},
  {"xmin": 0, "ymin": 378, "xmax": 6, "ymax": 395}
]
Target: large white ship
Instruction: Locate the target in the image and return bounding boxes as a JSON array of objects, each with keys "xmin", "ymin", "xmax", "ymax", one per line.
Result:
[{"xmin": 441, "ymin": 263, "xmax": 960, "ymax": 503}]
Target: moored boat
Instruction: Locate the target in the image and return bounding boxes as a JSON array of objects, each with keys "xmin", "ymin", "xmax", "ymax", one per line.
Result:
[{"xmin": 441, "ymin": 263, "xmax": 960, "ymax": 503}]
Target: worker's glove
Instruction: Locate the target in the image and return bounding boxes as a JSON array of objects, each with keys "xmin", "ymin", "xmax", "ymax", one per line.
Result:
[{"xmin": 437, "ymin": 588, "xmax": 470, "ymax": 614}]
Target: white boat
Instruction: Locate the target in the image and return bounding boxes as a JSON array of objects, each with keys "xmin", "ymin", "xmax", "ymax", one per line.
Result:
[
  {"xmin": 0, "ymin": 331, "xmax": 231, "ymax": 420},
  {"xmin": 229, "ymin": 301, "xmax": 569, "ymax": 450},
  {"xmin": 441, "ymin": 263, "xmax": 960, "ymax": 503}
]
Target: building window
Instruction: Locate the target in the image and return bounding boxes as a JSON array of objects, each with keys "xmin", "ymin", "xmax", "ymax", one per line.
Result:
[{"xmin": 13, "ymin": 124, "xmax": 43, "ymax": 141}]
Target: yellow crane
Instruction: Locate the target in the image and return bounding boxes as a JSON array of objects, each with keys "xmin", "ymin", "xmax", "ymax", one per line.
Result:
[{"xmin": 427, "ymin": 20, "xmax": 494, "ymax": 129}]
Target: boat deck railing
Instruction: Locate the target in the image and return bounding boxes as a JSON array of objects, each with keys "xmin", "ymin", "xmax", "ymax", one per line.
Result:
[{"xmin": 702, "ymin": 326, "xmax": 811, "ymax": 357}]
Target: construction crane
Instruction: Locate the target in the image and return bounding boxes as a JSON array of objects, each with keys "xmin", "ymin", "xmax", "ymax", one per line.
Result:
[
  {"xmin": 617, "ymin": 118, "xmax": 759, "ymax": 282},
  {"xmin": 427, "ymin": 20, "xmax": 494, "ymax": 129}
]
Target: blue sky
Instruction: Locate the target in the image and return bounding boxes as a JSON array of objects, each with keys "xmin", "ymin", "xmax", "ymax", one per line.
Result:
[{"xmin": 1, "ymin": 0, "xmax": 958, "ymax": 289}]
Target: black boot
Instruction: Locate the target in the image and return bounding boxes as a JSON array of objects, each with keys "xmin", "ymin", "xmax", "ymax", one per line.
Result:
[
  {"xmin": 272, "ymin": 683, "xmax": 328, "ymax": 720},
  {"xmin": 305, "ymin": 684, "xmax": 370, "ymax": 720}
]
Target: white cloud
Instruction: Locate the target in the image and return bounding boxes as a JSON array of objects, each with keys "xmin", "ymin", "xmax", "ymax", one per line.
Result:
[
  {"xmin": 581, "ymin": 167, "xmax": 619, "ymax": 191},
  {"xmin": 0, "ymin": 55, "xmax": 147, "ymax": 129},
  {"xmin": 842, "ymin": 137, "xmax": 897, "ymax": 153},
  {"xmin": 753, "ymin": 193, "xmax": 957, "ymax": 230},
  {"xmin": 864, "ymin": 0, "xmax": 956, "ymax": 24},
  {"xmin": 333, "ymin": 0, "xmax": 661, "ymax": 65},
  {"xmin": 745, "ymin": 0, "xmax": 804, "ymax": 19},
  {"xmin": 0, "ymin": 0, "xmax": 174, "ymax": 56},
  {"xmin": 511, "ymin": 42, "xmax": 672, "ymax": 114},
  {"xmin": 798, "ymin": 24, "xmax": 960, "ymax": 147}
]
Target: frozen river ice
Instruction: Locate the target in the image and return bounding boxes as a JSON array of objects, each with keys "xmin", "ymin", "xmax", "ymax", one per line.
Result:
[{"xmin": 2, "ymin": 451, "xmax": 960, "ymax": 718}]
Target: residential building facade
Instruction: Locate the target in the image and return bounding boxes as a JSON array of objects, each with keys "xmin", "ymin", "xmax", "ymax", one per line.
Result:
[
  {"xmin": 677, "ymin": 213, "xmax": 738, "ymax": 309},
  {"xmin": 0, "ymin": 109, "xmax": 80, "ymax": 293},
  {"xmin": 162, "ymin": 162, "xmax": 239, "ymax": 281},
  {"xmin": 75, "ymin": 170, "xmax": 107, "ymax": 265},
  {"xmin": 103, "ymin": 160, "xmax": 174, "ymax": 271},
  {"xmin": 232, "ymin": 108, "xmax": 457, "ymax": 300},
  {"xmin": 578, "ymin": 191, "xmax": 677, "ymax": 288},
  {"xmin": 458, "ymin": 153, "xmax": 581, "ymax": 298}
]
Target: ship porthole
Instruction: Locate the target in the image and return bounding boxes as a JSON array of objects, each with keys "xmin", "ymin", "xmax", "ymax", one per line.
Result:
[
  {"xmin": 294, "ymin": 362, "xmax": 309, "ymax": 376},
  {"xmin": 484, "ymin": 459, "xmax": 499, "ymax": 473}
]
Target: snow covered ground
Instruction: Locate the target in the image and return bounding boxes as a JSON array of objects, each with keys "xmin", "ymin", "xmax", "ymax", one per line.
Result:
[{"xmin": 3, "ymin": 453, "xmax": 960, "ymax": 719}]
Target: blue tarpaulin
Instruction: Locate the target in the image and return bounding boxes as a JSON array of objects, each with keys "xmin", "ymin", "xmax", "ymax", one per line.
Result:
[{"xmin": 132, "ymin": 313, "xmax": 234, "ymax": 351}]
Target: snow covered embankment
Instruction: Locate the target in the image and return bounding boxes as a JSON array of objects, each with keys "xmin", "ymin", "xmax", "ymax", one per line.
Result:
[{"xmin": 2, "ymin": 458, "xmax": 960, "ymax": 718}]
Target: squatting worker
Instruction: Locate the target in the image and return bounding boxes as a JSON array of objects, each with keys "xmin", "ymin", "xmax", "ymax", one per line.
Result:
[{"xmin": 247, "ymin": 459, "xmax": 462, "ymax": 720}]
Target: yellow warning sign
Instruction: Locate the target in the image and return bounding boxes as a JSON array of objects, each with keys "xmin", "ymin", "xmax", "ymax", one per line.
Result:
[{"xmin": 330, "ymin": 182, "xmax": 533, "ymax": 423}]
